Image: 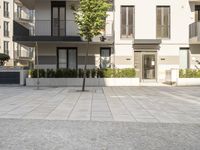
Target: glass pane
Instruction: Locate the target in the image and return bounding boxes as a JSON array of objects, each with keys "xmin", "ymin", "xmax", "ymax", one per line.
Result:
[
  {"xmin": 163, "ymin": 7, "xmax": 169, "ymax": 26},
  {"xmin": 60, "ymin": 7, "xmax": 65, "ymax": 36},
  {"xmin": 53, "ymin": 7, "xmax": 59, "ymax": 36},
  {"xmin": 157, "ymin": 7, "xmax": 162, "ymax": 26},
  {"xmin": 180, "ymin": 50, "xmax": 189, "ymax": 69},
  {"xmin": 101, "ymin": 49, "xmax": 111, "ymax": 68},
  {"xmin": 68, "ymin": 49, "xmax": 77, "ymax": 69},
  {"xmin": 128, "ymin": 7, "xmax": 133, "ymax": 37},
  {"xmin": 121, "ymin": 7, "xmax": 126, "ymax": 36},
  {"xmin": 59, "ymin": 50, "xmax": 67, "ymax": 68},
  {"xmin": 143, "ymin": 55, "xmax": 156, "ymax": 79}
]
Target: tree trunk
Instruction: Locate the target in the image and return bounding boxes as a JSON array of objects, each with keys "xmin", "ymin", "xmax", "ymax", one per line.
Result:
[{"xmin": 82, "ymin": 41, "xmax": 89, "ymax": 91}]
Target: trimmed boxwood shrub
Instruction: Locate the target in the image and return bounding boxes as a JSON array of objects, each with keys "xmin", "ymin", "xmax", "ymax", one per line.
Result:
[
  {"xmin": 179, "ymin": 69, "xmax": 200, "ymax": 78},
  {"xmin": 30, "ymin": 68, "xmax": 136, "ymax": 78}
]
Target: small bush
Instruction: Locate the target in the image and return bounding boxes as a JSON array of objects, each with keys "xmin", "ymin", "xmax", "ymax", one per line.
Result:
[
  {"xmin": 31, "ymin": 69, "xmax": 45, "ymax": 78},
  {"xmin": 29, "ymin": 68, "xmax": 137, "ymax": 78},
  {"xmin": 91, "ymin": 69, "xmax": 96, "ymax": 78},
  {"xmin": 179, "ymin": 69, "xmax": 200, "ymax": 78},
  {"xmin": 47, "ymin": 69, "xmax": 56, "ymax": 78},
  {"xmin": 78, "ymin": 69, "xmax": 84, "ymax": 78}
]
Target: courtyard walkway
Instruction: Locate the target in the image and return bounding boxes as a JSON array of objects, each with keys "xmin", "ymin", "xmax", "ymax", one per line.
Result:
[{"xmin": 0, "ymin": 86, "xmax": 200, "ymax": 123}]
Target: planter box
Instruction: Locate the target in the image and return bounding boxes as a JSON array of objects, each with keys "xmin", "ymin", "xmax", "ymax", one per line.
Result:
[
  {"xmin": 177, "ymin": 78, "xmax": 200, "ymax": 86},
  {"xmin": 26, "ymin": 78, "xmax": 140, "ymax": 87}
]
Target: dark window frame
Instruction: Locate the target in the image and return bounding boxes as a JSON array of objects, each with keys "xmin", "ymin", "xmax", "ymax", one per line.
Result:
[
  {"xmin": 4, "ymin": 41, "xmax": 9, "ymax": 55},
  {"xmin": 3, "ymin": 1, "xmax": 9, "ymax": 18},
  {"xmin": 4, "ymin": 21, "xmax": 9, "ymax": 37},
  {"xmin": 120, "ymin": 5, "xmax": 135, "ymax": 38},
  {"xmin": 51, "ymin": 1, "xmax": 66, "ymax": 36},
  {"xmin": 57, "ymin": 47, "xmax": 78, "ymax": 69},
  {"xmin": 100, "ymin": 47, "xmax": 111, "ymax": 69}
]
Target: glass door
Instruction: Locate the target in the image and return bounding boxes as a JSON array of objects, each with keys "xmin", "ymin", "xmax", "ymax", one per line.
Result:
[
  {"xmin": 57, "ymin": 48, "xmax": 77, "ymax": 69},
  {"xmin": 52, "ymin": 3, "xmax": 66, "ymax": 36},
  {"xmin": 142, "ymin": 54, "xmax": 156, "ymax": 79}
]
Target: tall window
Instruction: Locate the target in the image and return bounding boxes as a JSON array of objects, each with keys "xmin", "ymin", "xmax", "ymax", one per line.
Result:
[
  {"xmin": 4, "ymin": 1, "xmax": 9, "ymax": 18},
  {"xmin": 51, "ymin": 1, "xmax": 66, "ymax": 36},
  {"xmin": 57, "ymin": 48, "xmax": 77, "ymax": 69},
  {"xmin": 17, "ymin": 6, "xmax": 22, "ymax": 19},
  {"xmin": 100, "ymin": 48, "xmax": 111, "ymax": 68},
  {"xmin": 121, "ymin": 6, "xmax": 134, "ymax": 38},
  {"xmin": 156, "ymin": 6, "xmax": 170, "ymax": 39},
  {"xmin": 195, "ymin": 5, "xmax": 200, "ymax": 22},
  {"xmin": 4, "ymin": 21, "xmax": 9, "ymax": 37},
  {"xmin": 4, "ymin": 41, "xmax": 9, "ymax": 55}
]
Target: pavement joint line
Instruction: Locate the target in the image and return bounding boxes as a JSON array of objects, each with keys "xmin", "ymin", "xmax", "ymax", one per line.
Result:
[
  {"xmin": 123, "ymin": 87, "xmax": 160, "ymax": 123},
  {"xmin": 20, "ymin": 89, "xmax": 62, "ymax": 119},
  {"xmin": 112, "ymin": 87, "xmax": 137, "ymax": 121},
  {"xmin": 160, "ymin": 91, "xmax": 200, "ymax": 106},
  {"xmin": 0, "ymin": 90, "xmax": 50, "ymax": 118},
  {"xmin": 102, "ymin": 87, "xmax": 114, "ymax": 121},
  {"xmin": 66, "ymin": 91, "xmax": 82, "ymax": 120},
  {"xmin": 45, "ymin": 89, "xmax": 71, "ymax": 119}
]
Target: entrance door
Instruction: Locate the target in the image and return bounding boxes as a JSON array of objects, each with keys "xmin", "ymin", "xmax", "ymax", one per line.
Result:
[{"xmin": 142, "ymin": 54, "xmax": 156, "ymax": 79}]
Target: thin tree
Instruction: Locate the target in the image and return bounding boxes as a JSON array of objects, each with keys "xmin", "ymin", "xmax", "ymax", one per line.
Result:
[{"xmin": 72, "ymin": 0, "xmax": 111, "ymax": 91}]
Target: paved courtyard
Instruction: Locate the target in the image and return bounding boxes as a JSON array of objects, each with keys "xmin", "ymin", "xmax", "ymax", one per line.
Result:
[{"xmin": 0, "ymin": 86, "xmax": 200, "ymax": 123}]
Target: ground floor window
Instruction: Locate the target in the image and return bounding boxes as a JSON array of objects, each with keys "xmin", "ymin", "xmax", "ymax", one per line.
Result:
[
  {"xmin": 179, "ymin": 48, "xmax": 189, "ymax": 69},
  {"xmin": 57, "ymin": 48, "xmax": 77, "ymax": 69},
  {"xmin": 100, "ymin": 48, "xmax": 111, "ymax": 68}
]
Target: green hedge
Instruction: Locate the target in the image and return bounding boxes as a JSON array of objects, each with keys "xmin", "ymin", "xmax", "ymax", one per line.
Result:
[
  {"xmin": 29, "ymin": 68, "xmax": 136, "ymax": 78},
  {"xmin": 179, "ymin": 69, "xmax": 200, "ymax": 78}
]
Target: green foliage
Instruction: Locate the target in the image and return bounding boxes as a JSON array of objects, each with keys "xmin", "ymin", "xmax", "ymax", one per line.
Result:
[
  {"xmin": 31, "ymin": 69, "xmax": 46, "ymax": 78},
  {"xmin": 72, "ymin": 0, "xmax": 111, "ymax": 41},
  {"xmin": 30, "ymin": 68, "xmax": 136, "ymax": 78},
  {"xmin": 47, "ymin": 69, "xmax": 56, "ymax": 78},
  {"xmin": 86, "ymin": 69, "xmax": 90, "ymax": 78},
  {"xmin": 179, "ymin": 69, "xmax": 200, "ymax": 78},
  {"xmin": 97, "ymin": 69, "xmax": 104, "ymax": 78},
  {"xmin": 91, "ymin": 69, "xmax": 96, "ymax": 78},
  {"xmin": 0, "ymin": 53, "xmax": 10, "ymax": 66},
  {"xmin": 78, "ymin": 69, "xmax": 84, "ymax": 78}
]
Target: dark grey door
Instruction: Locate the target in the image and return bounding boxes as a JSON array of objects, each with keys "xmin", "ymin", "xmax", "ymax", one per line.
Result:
[{"xmin": 0, "ymin": 72, "xmax": 20, "ymax": 84}]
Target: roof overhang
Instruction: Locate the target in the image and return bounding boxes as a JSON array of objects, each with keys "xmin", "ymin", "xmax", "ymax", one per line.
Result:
[{"xmin": 133, "ymin": 39, "xmax": 162, "ymax": 50}]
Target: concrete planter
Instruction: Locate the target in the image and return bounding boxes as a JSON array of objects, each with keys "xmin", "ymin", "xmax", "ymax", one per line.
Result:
[
  {"xmin": 177, "ymin": 78, "xmax": 200, "ymax": 86},
  {"xmin": 26, "ymin": 78, "xmax": 140, "ymax": 87}
]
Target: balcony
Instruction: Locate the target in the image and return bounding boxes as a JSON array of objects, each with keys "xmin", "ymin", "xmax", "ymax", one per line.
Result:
[
  {"xmin": 13, "ymin": 19, "xmax": 114, "ymax": 46},
  {"xmin": 189, "ymin": 0, "xmax": 200, "ymax": 4},
  {"xmin": 189, "ymin": 22, "xmax": 200, "ymax": 44}
]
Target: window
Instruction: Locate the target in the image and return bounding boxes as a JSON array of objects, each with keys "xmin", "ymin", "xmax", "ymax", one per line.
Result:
[
  {"xmin": 195, "ymin": 5, "xmax": 200, "ymax": 22},
  {"xmin": 4, "ymin": 41, "xmax": 9, "ymax": 55},
  {"xmin": 179, "ymin": 48, "xmax": 189, "ymax": 69},
  {"xmin": 4, "ymin": 1, "xmax": 9, "ymax": 18},
  {"xmin": 57, "ymin": 48, "xmax": 77, "ymax": 69},
  {"xmin": 4, "ymin": 21, "xmax": 9, "ymax": 37},
  {"xmin": 156, "ymin": 6, "xmax": 170, "ymax": 39},
  {"xmin": 51, "ymin": 1, "xmax": 66, "ymax": 36},
  {"xmin": 17, "ymin": 6, "xmax": 22, "ymax": 19},
  {"xmin": 121, "ymin": 6, "xmax": 134, "ymax": 38},
  {"xmin": 100, "ymin": 48, "xmax": 111, "ymax": 68}
]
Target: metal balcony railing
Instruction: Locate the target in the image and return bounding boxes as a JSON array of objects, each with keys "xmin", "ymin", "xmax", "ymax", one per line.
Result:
[{"xmin": 32, "ymin": 20, "xmax": 113, "ymax": 37}]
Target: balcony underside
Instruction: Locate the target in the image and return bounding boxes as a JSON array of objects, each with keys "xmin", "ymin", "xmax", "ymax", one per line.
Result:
[
  {"xmin": 189, "ymin": 0, "xmax": 200, "ymax": 4},
  {"xmin": 13, "ymin": 36, "xmax": 113, "ymax": 47}
]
